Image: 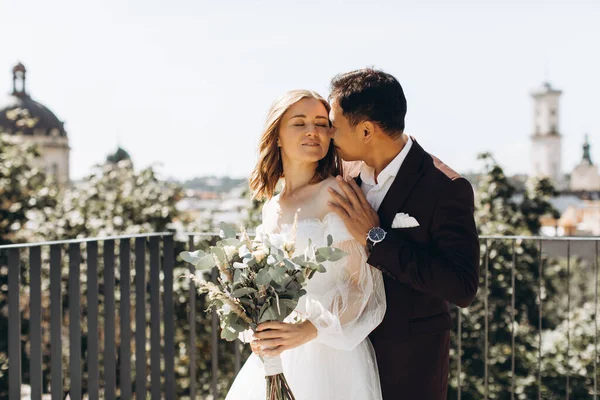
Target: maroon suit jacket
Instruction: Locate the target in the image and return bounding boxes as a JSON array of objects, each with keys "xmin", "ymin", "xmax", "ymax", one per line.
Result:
[{"xmin": 364, "ymin": 139, "xmax": 479, "ymax": 400}]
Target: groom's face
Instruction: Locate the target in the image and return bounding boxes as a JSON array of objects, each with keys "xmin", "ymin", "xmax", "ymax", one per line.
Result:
[{"xmin": 329, "ymin": 100, "xmax": 363, "ymax": 161}]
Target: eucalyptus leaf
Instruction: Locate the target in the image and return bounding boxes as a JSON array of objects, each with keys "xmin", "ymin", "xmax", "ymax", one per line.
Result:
[
  {"xmin": 258, "ymin": 300, "xmax": 271, "ymax": 321},
  {"xmin": 219, "ymin": 238, "xmax": 242, "ymax": 247},
  {"xmin": 317, "ymin": 247, "xmax": 334, "ymax": 259},
  {"xmin": 267, "ymin": 255, "xmax": 277, "ymax": 265},
  {"xmin": 256, "ymin": 268, "xmax": 272, "ymax": 286},
  {"xmin": 221, "ymin": 327, "xmax": 238, "ymax": 341},
  {"xmin": 282, "ymin": 259, "xmax": 297, "ymax": 271},
  {"xmin": 327, "ymin": 234, "xmax": 333, "ymax": 247},
  {"xmin": 196, "ymin": 254, "xmax": 217, "ymax": 270},
  {"xmin": 259, "ymin": 306, "xmax": 280, "ymax": 323},
  {"xmin": 328, "ymin": 249, "xmax": 348, "ymax": 262},
  {"xmin": 219, "ymin": 222, "xmax": 237, "ymax": 239},
  {"xmin": 233, "ymin": 269, "xmax": 243, "ymax": 284},
  {"xmin": 292, "ymin": 255, "xmax": 308, "ymax": 266},
  {"xmin": 232, "ymin": 287, "xmax": 258, "ymax": 298},
  {"xmin": 211, "ymin": 246, "xmax": 226, "ymax": 264},
  {"xmin": 179, "ymin": 250, "xmax": 206, "ymax": 265},
  {"xmin": 269, "ymin": 266, "xmax": 288, "ymax": 285}
]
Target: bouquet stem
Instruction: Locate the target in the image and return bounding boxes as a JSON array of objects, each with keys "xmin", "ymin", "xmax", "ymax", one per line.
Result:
[{"xmin": 261, "ymin": 355, "xmax": 296, "ymax": 400}]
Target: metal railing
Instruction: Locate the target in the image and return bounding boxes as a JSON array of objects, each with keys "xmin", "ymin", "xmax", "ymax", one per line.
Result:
[
  {"xmin": 1, "ymin": 233, "xmax": 176, "ymax": 400},
  {"xmin": 457, "ymin": 235, "xmax": 600, "ymax": 400},
  {"xmin": 1, "ymin": 234, "xmax": 599, "ymax": 399}
]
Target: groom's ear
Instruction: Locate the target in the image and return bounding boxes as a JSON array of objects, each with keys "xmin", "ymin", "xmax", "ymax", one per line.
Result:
[{"xmin": 362, "ymin": 121, "xmax": 375, "ymax": 143}]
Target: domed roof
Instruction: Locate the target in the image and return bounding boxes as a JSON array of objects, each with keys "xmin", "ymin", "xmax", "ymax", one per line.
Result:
[
  {"xmin": 106, "ymin": 146, "xmax": 132, "ymax": 164},
  {"xmin": 0, "ymin": 63, "xmax": 67, "ymax": 137}
]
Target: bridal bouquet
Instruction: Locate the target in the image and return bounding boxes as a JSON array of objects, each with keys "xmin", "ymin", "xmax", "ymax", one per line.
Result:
[{"xmin": 180, "ymin": 217, "xmax": 347, "ymax": 400}]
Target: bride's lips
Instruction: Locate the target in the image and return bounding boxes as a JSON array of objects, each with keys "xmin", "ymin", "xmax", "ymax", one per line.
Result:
[{"xmin": 302, "ymin": 142, "xmax": 320, "ymax": 147}]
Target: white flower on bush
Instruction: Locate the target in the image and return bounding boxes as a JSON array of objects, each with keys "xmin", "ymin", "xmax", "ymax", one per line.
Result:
[
  {"xmin": 252, "ymin": 249, "xmax": 267, "ymax": 263},
  {"xmin": 238, "ymin": 244, "xmax": 251, "ymax": 258},
  {"xmin": 283, "ymin": 241, "xmax": 296, "ymax": 256},
  {"xmin": 269, "ymin": 233, "xmax": 284, "ymax": 249},
  {"xmin": 224, "ymin": 245, "xmax": 237, "ymax": 260}
]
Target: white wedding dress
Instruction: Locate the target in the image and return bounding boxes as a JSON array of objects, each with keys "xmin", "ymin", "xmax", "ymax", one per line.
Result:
[{"xmin": 225, "ymin": 212, "xmax": 387, "ymax": 400}]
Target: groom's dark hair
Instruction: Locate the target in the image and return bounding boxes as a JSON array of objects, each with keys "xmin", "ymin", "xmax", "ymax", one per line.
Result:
[{"xmin": 330, "ymin": 68, "xmax": 407, "ymax": 137}]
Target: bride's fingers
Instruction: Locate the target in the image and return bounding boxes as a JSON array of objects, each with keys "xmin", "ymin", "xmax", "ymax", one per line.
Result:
[
  {"xmin": 254, "ymin": 329, "xmax": 289, "ymax": 340},
  {"xmin": 262, "ymin": 346, "xmax": 285, "ymax": 357},
  {"xmin": 256, "ymin": 321, "xmax": 286, "ymax": 332},
  {"xmin": 257, "ymin": 338, "xmax": 285, "ymax": 348}
]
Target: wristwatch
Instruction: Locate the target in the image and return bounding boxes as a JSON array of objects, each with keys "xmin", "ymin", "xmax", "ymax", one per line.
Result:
[{"xmin": 366, "ymin": 226, "xmax": 387, "ymax": 253}]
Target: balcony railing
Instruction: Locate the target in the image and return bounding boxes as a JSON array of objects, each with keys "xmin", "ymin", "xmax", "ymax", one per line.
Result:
[{"xmin": 1, "ymin": 234, "xmax": 599, "ymax": 399}]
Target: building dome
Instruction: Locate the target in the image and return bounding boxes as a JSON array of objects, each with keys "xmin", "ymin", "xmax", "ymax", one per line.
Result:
[
  {"xmin": 106, "ymin": 146, "xmax": 132, "ymax": 164},
  {"xmin": 0, "ymin": 62, "xmax": 67, "ymax": 137}
]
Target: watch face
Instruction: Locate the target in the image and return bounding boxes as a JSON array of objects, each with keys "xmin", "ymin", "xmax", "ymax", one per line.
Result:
[{"xmin": 369, "ymin": 227, "xmax": 386, "ymax": 242}]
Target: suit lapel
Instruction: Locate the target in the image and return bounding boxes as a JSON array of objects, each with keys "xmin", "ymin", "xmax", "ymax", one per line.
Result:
[{"xmin": 376, "ymin": 138, "xmax": 425, "ymax": 229}]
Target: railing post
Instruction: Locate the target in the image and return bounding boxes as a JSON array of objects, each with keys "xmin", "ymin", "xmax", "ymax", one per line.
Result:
[
  {"xmin": 120, "ymin": 239, "xmax": 132, "ymax": 400},
  {"xmin": 135, "ymin": 237, "xmax": 147, "ymax": 399},
  {"xmin": 68, "ymin": 243, "xmax": 82, "ymax": 400},
  {"xmin": 87, "ymin": 242, "xmax": 100, "ymax": 400},
  {"xmin": 150, "ymin": 236, "xmax": 161, "ymax": 400},
  {"xmin": 163, "ymin": 235, "xmax": 176, "ymax": 400},
  {"xmin": 50, "ymin": 244, "xmax": 63, "ymax": 400},
  {"xmin": 104, "ymin": 240, "xmax": 117, "ymax": 399},
  {"xmin": 511, "ymin": 240, "xmax": 516, "ymax": 400},
  {"xmin": 30, "ymin": 246, "xmax": 42, "ymax": 400},
  {"xmin": 188, "ymin": 235, "xmax": 197, "ymax": 400},
  {"xmin": 8, "ymin": 248, "xmax": 21, "ymax": 400}
]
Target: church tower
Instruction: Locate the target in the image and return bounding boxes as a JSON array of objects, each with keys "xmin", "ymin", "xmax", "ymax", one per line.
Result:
[
  {"xmin": 530, "ymin": 82, "xmax": 563, "ymax": 186},
  {"xmin": 0, "ymin": 63, "xmax": 70, "ymax": 186}
]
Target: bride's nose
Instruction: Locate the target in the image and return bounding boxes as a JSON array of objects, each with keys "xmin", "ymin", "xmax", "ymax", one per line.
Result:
[{"xmin": 305, "ymin": 125, "xmax": 318, "ymax": 137}]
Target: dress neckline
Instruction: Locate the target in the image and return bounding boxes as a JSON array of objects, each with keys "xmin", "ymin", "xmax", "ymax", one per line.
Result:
[{"xmin": 279, "ymin": 211, "xmax": 339, "ymax": 230}]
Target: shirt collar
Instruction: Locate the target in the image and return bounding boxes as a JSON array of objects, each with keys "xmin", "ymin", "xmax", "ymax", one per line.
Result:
[{"xmin": 360, "ymin": 136, "xmax": 413, "ymax": 187}]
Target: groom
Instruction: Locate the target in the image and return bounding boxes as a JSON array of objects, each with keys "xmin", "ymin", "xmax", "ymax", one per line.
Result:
[{"xmin": 327, "ymin": 68, "xmax": 480, "ymax": 400}]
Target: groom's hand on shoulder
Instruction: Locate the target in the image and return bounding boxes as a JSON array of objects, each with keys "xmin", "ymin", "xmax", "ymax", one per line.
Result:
[{"xmin": 327, "ymin": 175, "xmax": 379, "ymax": 246}]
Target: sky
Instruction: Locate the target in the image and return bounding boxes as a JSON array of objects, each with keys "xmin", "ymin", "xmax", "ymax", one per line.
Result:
[{"xmin": 0, "ymin": 0, "xmax": 598, "ymax": 181}]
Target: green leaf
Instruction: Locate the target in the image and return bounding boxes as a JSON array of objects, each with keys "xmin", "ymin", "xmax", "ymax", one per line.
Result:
[
  {"xmin": 258, "ymin": 300, "xmax": 271, "ymax": 321},
  {"xmin": 269, "ymin": 266, "xmax": 288, "ymax": 284},
  {"xmin": 219, "ymin": 222, "xmax": 237, "ymax": 239},
  {"xmin": 211, "ymin": 246, "xmax": 226, "ymax": 264},
  {"xmin": 282, "ymin": 259, "xmax": 297, "ymax": 271},
  {"xmin": 259, "ymin": 305, "xmax": 281, "ymax": 323},
  {"xmin": 233, "ymin": 269, "xmax": 243, "ymax": 283},
  {"xmin": 196, "ymin": 254, "xmax": 216, "ymax": 270},
  {"xmin": 220, "ymin": 327, "xmax": 239, "ymax": 341},
  {"xmin": 328, "ymin": 249, "xmax": 348, "ymax": 262},
  {"xmin": 232, "ymin": 287, "xmax": 258, "ymax": 298},
  {"xmin": 317, "ymin": 247, "xmax": 334, "ymax": 259},
  {"xmin": 219, "ymin": 238, "xmax": 242, "ymax": 247},
  {"xmin": 292, "ymin": 255, "xmax": 308, "ymax": 266},
  {"xmin": 179, "ymin": 250, "xmax": 206, "ymax": 265},
  {"xmin": 327, "ymin": 234, "xmax": 333, "ymax": 247},
  {"xmin": 256, "ymin": 268, "xmax": 272, "ymax": 286}
]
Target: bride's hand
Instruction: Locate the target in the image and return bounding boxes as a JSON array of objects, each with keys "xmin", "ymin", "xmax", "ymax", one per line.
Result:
[
  {"xmin": 253, "ymin": 321, "xmax": 317, "ymax": 357},
  {"xmin": 249, "ymin": 339, "xmax": 263, "ymax": 356}
]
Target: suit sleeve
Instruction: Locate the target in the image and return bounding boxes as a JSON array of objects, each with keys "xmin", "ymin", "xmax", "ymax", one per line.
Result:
[{"xmin": 366, "ymin": 177, "xmax": 479, "ymax": 308}]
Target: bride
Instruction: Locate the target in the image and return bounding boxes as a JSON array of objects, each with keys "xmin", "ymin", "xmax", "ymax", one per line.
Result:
[{"xmin": 225, "ymin": 90, "xmax": 386, "ymax": 400}]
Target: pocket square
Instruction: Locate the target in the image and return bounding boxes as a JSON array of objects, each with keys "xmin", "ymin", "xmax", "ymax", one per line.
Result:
[{"xmin": 392, "ymin": 213, "xmax": 420, "ymax": 228}]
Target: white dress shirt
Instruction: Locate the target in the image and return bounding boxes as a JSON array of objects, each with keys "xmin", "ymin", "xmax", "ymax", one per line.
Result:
[{"xmin": 360, "ymin": 136, "xmax": 413, "ymax": 212}]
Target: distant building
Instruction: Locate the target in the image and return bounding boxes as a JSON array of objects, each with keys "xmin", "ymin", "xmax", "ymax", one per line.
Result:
[
  {"xmin": 0, "ymin": 63, "xmax": 70, "ymax": 186},
  {"xmin": 570, "ymin": 134, "xmax": 600, "ymax": 192},
  {"xmin": 530, "ymin": 82, "xmax": 563, "ymax": 188},
  {"xmin": 106, "ymin": 146, "xmax": 132, "ymax": 165}
]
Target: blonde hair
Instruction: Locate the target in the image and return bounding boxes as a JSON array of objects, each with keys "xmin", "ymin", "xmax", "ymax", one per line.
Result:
[{"xmin": 249, "ymin": 90, "xmax": 342, "ymax": 200}]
